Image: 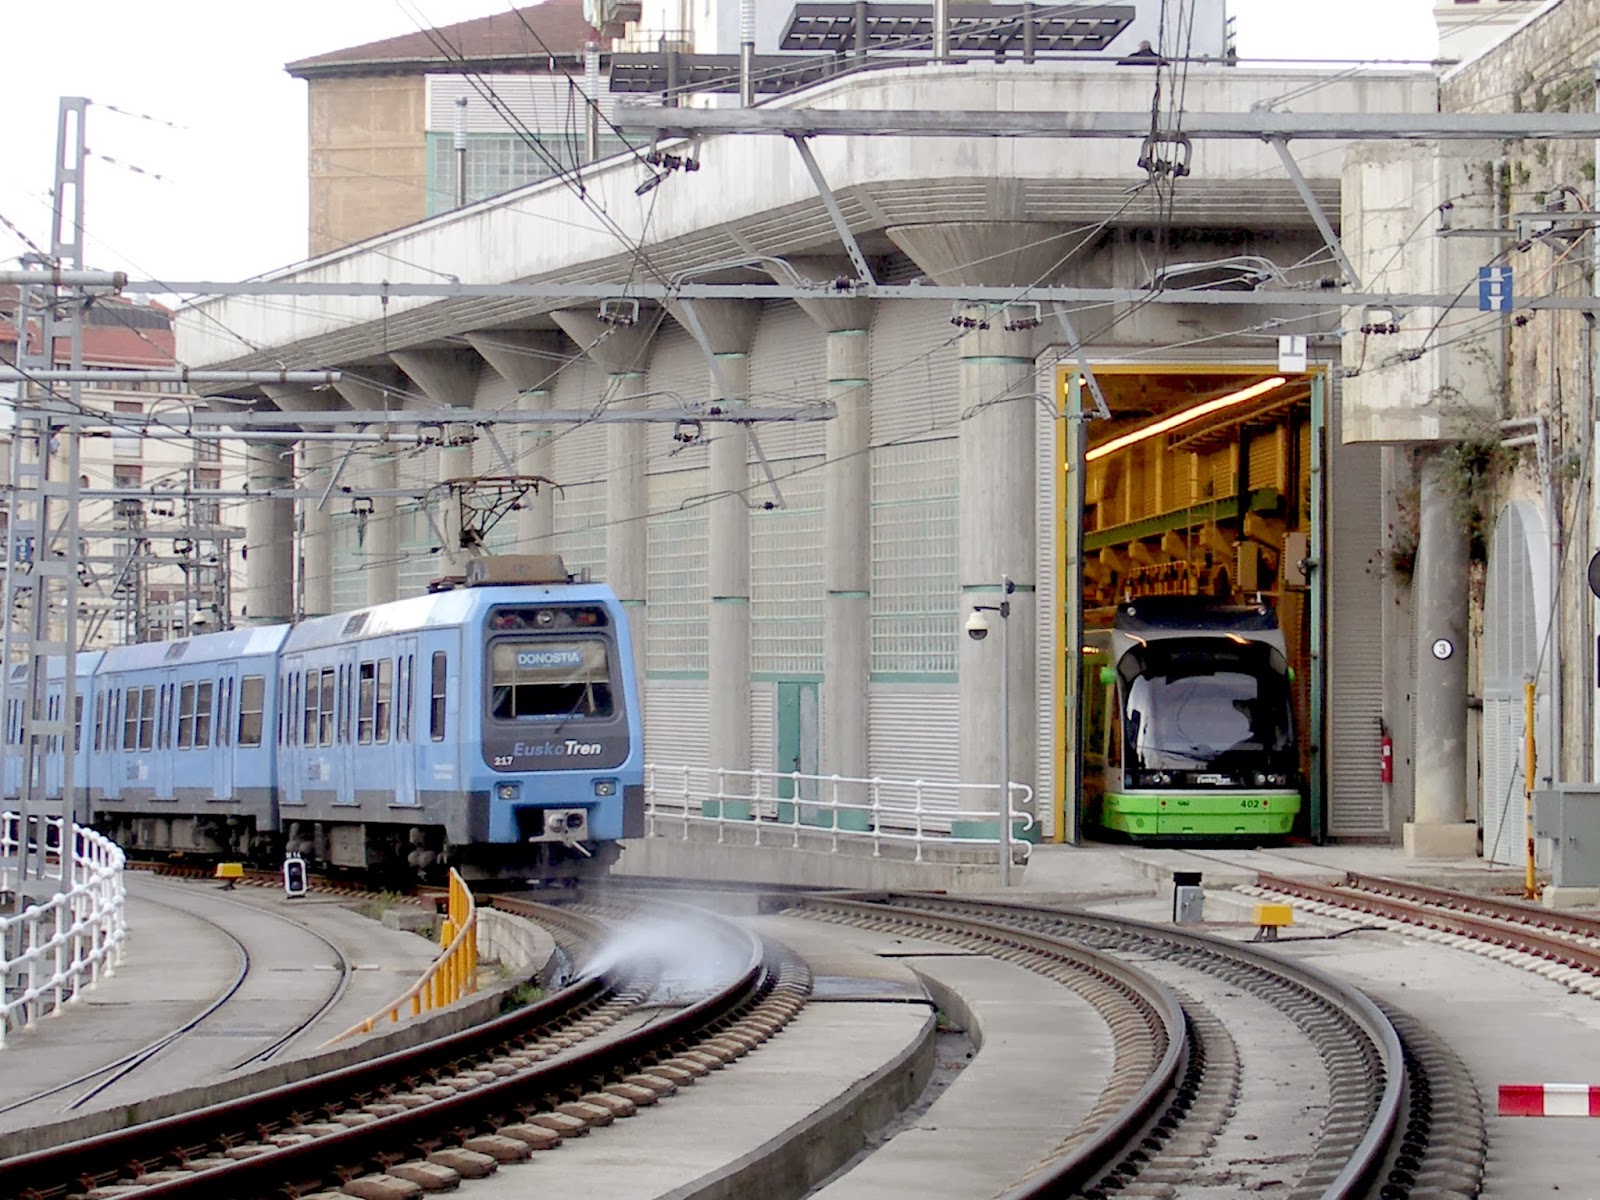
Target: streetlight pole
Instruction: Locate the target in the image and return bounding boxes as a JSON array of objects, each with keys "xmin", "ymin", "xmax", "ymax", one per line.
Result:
[
  {"xmin": 998, "ymin": 573, "xmax": 1012, "ymax": 888},
  {"xmin": 969, "ymin": 575, "xmax": 1016, "ymax": 887}
]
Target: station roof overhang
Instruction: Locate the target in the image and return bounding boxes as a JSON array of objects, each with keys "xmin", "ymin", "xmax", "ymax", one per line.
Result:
[{"xmin": 177, "ymin": 63, "xmax": 1438, "ymax": 378}]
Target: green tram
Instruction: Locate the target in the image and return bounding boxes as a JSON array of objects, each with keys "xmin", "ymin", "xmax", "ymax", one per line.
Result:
[{"xmin": 1082, "ymin": 598, "xmax": 1301, "ymax": 841}]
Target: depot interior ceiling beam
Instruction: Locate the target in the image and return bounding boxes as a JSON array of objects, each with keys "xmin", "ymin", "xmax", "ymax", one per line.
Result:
[{"xmin": 613, "ymin": 108, "xmax": 1600, "ymax": 140}]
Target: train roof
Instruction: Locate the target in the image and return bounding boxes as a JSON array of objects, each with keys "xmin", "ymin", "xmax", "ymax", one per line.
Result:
[
  {"xmin": 7, "ymin": 651, "xmax": 103, "ymax": 684},
  {"xmin": 280, "ymin": 581, "xmax": 622, "ymax": 654},
  {"xmin": 96, "ymin": 625, "xmax": 290, "ymax": 674}
]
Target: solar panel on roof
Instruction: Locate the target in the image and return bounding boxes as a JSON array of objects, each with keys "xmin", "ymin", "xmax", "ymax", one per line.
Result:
[{"xmin": 780, "ymin": 3, "xmax": 1135, "ymax": 53}]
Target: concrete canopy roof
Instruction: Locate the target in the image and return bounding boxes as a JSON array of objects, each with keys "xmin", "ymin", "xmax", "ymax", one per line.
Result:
[{"xmin": 178, "ymin": 63, "xmax": 1437, "ymax": 378}]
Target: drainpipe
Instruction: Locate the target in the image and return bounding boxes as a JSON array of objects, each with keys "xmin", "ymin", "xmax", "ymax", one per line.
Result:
[
  {"xmin": 453, "ymin": 96, "xmax": 468, "ymax": 208},
  {"xmin": 585, "ymin": 43, "xmax": 601, "ymax": 163},
  {"xmin": 1502, "ymin": 415, "xmax": 1559, "ymax": 786},
  {"xmin": 740, "ymin": 0, "xmax": 756, "ymax": 107},
  {"xmin": 934, "ymin": 0, "xmax": 950, "ymax": 62}
]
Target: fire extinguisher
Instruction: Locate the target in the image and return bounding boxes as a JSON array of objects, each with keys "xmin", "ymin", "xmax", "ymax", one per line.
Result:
[{"xmin": 1379, "ymin": 720, "xmax": 1394, "ymax": 785}]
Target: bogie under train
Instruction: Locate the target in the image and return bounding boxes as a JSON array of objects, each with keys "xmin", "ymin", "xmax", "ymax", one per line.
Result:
[{"xmin": 3, "ymin": 557, "xmax": 643, "ymax": 884}]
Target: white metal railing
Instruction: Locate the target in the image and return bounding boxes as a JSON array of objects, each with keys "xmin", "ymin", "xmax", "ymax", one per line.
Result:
[
  {"xmin": 1, "ymin": 813, "xmax": 126, "ymax": 1048},
  {"xmin": 642, "ymin": 764, "xmax": 1034, "ymax": 866}
]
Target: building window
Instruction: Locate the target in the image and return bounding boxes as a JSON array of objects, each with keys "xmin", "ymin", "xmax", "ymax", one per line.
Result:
[
  {"xmin": 871, "ymin": 440, "xmax": 959, "ymax": 678},
  {"xmin": 646, "ymin": 468, "xmax": 708, "ymax": 675},
  {"xmin": 113, "ymin": 464, "xmax": 142, "ymax": 489},
  {"xmin": 112, "ymin": 400, "xmax": 142, "ymax": 461}
]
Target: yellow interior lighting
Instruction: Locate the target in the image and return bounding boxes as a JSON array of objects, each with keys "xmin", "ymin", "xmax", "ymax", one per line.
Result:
[{"xmin": 1086, "ymin": 376, "xmax": 1288, "ymax": 463}]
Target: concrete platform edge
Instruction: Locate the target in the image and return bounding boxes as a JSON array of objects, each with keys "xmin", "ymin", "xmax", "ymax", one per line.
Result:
[
  {"xmin": 662, "ymin": 1005, "xmax": 938, "ymax": 1200},
  {"xmin": 619, "ymin": 836, "xmax": 1003, "ymax": 891}
]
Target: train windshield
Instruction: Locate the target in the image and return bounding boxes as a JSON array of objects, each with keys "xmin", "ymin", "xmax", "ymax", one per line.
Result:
[
  {"xmin": 489, "ymin": 640, "xmax": 614, "ymax": 721},
  {"xmin": 1121, "ymin": 638, "xmax": 1293, "ymax": 774}
]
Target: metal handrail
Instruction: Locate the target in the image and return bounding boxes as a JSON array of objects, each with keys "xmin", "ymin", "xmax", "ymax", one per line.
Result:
[
  {"xmin": 1, "ymin": 813, "xmax": 127, "ymax": 1048},
  {"xmin": 322, "ymin": 868, "xmax": 478, "ymax": 1045},
  {"xmin": 642, "ymin": 763, "xmax": 1034, "ymax": 867}
]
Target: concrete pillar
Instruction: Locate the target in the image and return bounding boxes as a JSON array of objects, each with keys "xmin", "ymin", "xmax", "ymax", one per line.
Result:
[
  {"xmin": 299, "ymin": 442, "xmax": 334, "ymax": 618},
  {"xmin": 709, "ymin": 354, "xmax": 752, "ymax": 782},
  {"xmin": 1406, "ymin": 449, "xmax": 1477, "ymax": 858},
  {"xmin": 885, "ymin": 223, "xmax": 1070, "ymax": 833},
  {"xmin": 390, "ymin": 349, "xmax": 482, "ymax": 582},
  {"xmin": 331, "ymin": 370, "xmax": 407, "ymax": 605},
  {"xmin": 364, "ymin": 453, "xmax": 399, "ymax": 607},
  {"xmin": 955, "ymin": 323, "xmax": 1037, "ymax": 829},
  {"xmin": 607, "ymin": 372, "xmax": 649, "ymax": 685},
  {"xmin": 243, "ymin": 442, "xmax": 295, "ymax": 626},
  {"xmin": 823, "ymin": 329, "xmax": 872, "ymax": 792},
  {"xmin": 463, "ymin": 331, "xmax": 560, "ymax": 553},
  {"xmin": 550, "ymin": 311, "xmax": 655, "ymax": 688}
]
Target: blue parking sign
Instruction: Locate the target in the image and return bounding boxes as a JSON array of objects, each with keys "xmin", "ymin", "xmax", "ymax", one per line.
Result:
[{"xmin": 1479, "ymin": 266, "xmax": 1513, "ymax": 313}]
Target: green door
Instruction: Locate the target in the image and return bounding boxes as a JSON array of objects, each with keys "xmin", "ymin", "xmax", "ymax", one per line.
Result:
[{"xmin": 776, "ymin": 681, "xmax": 821, "ymax": 822}]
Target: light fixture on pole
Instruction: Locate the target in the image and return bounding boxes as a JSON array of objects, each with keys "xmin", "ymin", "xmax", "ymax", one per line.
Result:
[{"xmin": 967, "ymin": 574, "xmax": 1016, "ymax": 887}]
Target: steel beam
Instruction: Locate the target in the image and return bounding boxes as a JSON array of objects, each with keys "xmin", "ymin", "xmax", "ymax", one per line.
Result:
[
  {"xmin": 1270, "ymin": 136, "xmax": 1362, "ymax": 289},
  {"xmin": 0, "ymin": 369, "xmax": 342, "ymax": 384},
  {"xmin": 788, "ymin": 135, "xmax": 878, "ymax": 284},
  {"xmin": 129, "ymin": 279, "xmax": 1600, "ymax": 313},
  {"xmin": 15, "ymin": 405, "xmax": 836, "ymax": 429},
  {"xmin": 613, "ymin": 107, "xmax": 1600, "ymax": 140}
]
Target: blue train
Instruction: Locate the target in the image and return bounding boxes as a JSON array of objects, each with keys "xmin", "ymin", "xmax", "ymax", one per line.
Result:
[{"xmin": 2, "ymin": 556, "xmax": 644, "ymax": 884}]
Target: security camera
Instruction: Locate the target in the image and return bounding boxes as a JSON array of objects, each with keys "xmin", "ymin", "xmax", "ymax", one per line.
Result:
[{"xmin": 965, "ymin": 610, "xmax": 991, "ymax": 642}]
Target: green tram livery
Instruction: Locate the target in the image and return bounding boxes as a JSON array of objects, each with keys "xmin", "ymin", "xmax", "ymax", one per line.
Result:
[{"xmin": 1083, "ymin": 598, "xmax": 1301, "ymax": 841}]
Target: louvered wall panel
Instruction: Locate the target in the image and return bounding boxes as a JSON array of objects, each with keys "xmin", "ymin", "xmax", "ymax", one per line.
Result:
[
  {"xmin": 1325, "ymin": 383, "xmax": 1388, "ymax": 837},
  {"xmin": 748, "ymin": 303, "xmax": 826, "ymax": 461},
  {"xmin": 1034, "ymin": 362, "xmax": 1059, "ymax": 839},
  {"xmin": 550, "ymin": 356, "xmax": 608, "ymax": 579},
  {"xmin": 869, "ymin": 301, "xmax": 961, "ymax": 445},
  {"xmin": 1248, "ymin": 426, "xmax": 1286, "ymax": 493},
  {"xmin": 869, "ymin": 687, "xmax": 959, "ymax": 783},
  {"xmin": 646, "ymin": 323, "xmax": 710, "ymax": 473},
  {"xmin": 644, "ymin": 680, "xmax": 709, "ymax": 768},
  {"xmin": 646, "ymin": 468, "xmax": 709, "ymax": 675},
  {"xmin": 750, "ymin": 684, "xmax": 775, "ymax": 773},
  {"xmin": 426, "ymin": 75, "xmax": 620, "ymax": 132}
]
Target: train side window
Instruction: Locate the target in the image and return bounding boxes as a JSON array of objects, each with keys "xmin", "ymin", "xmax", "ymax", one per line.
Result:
[
  {"xmin": 124, "ymin": 689, "xmax": 138, "ymax": 750},
  {"xmin": 358, "ymin": 661, "xmax": 376, "ymax": 745},
  {"xmin": 178, "ymin": 682, "xmax": 196, "ymax": 749},
  {"xmin": 196, "ymin": 681, "xmax": 214, "ymax": 748},
  {"xmin": 238, "ymin": 675, "xmax": 265, "ymax": 747},
  {"xmin": 342, "ymin": 664, "xmax": 355, "ymax": 744},
  {"xmin": 74, "ymin": 694, "xmax": 83, "ymax": 753},
  {"xmin": 430, "ymin": 651, "xmax": 447, "ymax": 742},
  {"xmin": 138, "ymin": 687, "xmax": 156, "ymax": 751},
  {"xmin": 375, "ymin": 659, "xmax": 392, "ymax": 745},
  {"xmin": 302, "ymin": 670, "xmax": 317, "ymax": 745},
  {"xmin": 320, "ymin": 668, "xmax": 336, "ymax": 747},
  {"xmin": 223, "ymin": 677, "xmax": 233, "ymax": 747},
  {"xmin": 93, "ymin": 691, "xmax": 104, "ymax": 752},
  {"xmin": 397, "ymin": 656, "xmax": 411, "ymax": 742},
  {"xmin": 157, "ymin": 685, "xmax": 171, "ymax": 750}
]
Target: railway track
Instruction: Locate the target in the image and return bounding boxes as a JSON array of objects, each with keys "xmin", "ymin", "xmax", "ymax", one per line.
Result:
[
  {"xmin": 0, "ymin": 897, "xmax": 809, "ymax": 1200},
  {"xmin": 1250, "ymin": 872, "xmax": 1600, "ymax": 994},
  {"xmin": 788, "ymin": 892, "xmax": 1479, "ymax": 1200}
]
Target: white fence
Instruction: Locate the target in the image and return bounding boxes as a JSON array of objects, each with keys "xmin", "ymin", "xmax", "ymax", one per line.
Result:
[
  {"xmin": 643, "ymin": 764, "xmax": 1034, "ymax": 864},
  {"xmin": 1, "ymin": 813, "xmax": 127, "ymax": 1048}
]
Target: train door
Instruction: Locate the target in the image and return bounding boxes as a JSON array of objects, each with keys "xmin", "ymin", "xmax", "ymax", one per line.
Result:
[
  {"xmin": 156, "ymin": 672, "xmax": 177, "ymax": 800},
  {"xmin": 337, "ymin": 655, "xmax": 357, "ymax": 807},
  {"xmin": 214, "ymin": 667, "xmax": 236, "ymax": 800},
  {"xmin": 280, "ymin": 657, "xmax": 305, "ymax": 810},
  {"xmin": 394, "ymin": 639, "xmax": 419, "ymax": 807}
]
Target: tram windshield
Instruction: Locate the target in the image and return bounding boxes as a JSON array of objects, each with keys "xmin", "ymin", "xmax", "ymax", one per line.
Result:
[
  {"xmin": 488, "ymin": 640, "xmax": 614, "ymax": 721},
  {"xmin": 1120, "ymin": 638, "xmax": 1293, "ymax": 776}
]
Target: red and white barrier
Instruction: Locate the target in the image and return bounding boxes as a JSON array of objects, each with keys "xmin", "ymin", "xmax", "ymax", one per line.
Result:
[{"xmin": 1498, "ymin": 1084, "xmax": 1600, "ymax": 1117}]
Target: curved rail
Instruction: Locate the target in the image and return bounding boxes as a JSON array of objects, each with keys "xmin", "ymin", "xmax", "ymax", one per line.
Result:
[
  {"xmin": 811, "ymin": 892, "xmax": 1406, "ymax": 1200},
  {"xmin": 0, "ymin": 901, "xmax": 775, "ymax": 1200}
]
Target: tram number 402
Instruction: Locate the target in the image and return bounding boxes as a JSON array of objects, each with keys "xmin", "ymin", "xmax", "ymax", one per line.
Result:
[{"xmin": 1239, "ymin": 798, "xmax": 1265, "ymax": 809}]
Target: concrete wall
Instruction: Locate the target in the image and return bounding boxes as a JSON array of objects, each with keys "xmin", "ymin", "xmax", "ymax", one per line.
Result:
[
  {"xmin": 307, "ymin": 76, "xmax": 428, "ymax": 256},
  {"xmin": 1442, "ymin": 0, "xmax": 1600, "ymax": 783}
]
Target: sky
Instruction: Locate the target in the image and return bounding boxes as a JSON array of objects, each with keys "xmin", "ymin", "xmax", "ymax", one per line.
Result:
[{"xmin": 0, "ymin": 1, "xmax": 1442, "ymax": 288}]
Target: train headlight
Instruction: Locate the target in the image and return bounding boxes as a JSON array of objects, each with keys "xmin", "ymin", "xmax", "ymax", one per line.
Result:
[
  {"xmin": 496, "ymin": 782, "xmax": 521, "ymax": 802},
  {"xmin": 594, "ymin": 779, "xmax": 616, "ymax": 797},
  {"xmin": 1253, "ymin": 773, "xmax": 1266, "ymax": 786}
]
